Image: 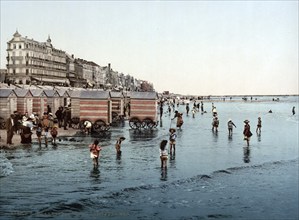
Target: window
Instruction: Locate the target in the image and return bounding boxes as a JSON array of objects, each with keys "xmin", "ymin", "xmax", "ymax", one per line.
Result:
[
  {"xmin": 26, "ymin": 69, "xmax": 29, "ymax": 75},
  {"xmin": 19, "ymin": 44, "xmax": 22, "ymax": 49},
  {"xmin": 13, "ymin": 44, "xmax": 16, "ymax": 49},
  {"xmin": 13, "ymin": 69, "xmax": 16, "ymax": 74}
]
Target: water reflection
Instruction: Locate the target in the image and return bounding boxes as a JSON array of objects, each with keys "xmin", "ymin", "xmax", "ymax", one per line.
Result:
[
  {"xmin": 169, "ymin": 152, "xmax": 176, "ymax": 168},
  {"xmin": 116, "ymin": 152, "xmax": 122, "ymax": 161},
  {"xmin": 160, "ymin": 168, "xmax": 167, "ymax": 181},
  {"xmin": 243, "ymin": 147, "xmax": 251, "ymax": 163},
  {"xmin": 257, "ymin": 133, "xmax": 261, "ymax": 142},
  {"xmin": 90, "ymin": 167, "xmax": 100, "ymax": 181},
  {"xmin": 129, "ymin": 129, "xmax": 158, "ymax": 141},
  {"xmin": 212, "ymin": 130, "xmax": 218, "ymax": 142},
  {"xmin": 160, "ymin": 118, "xmax": 163, "ymax": 127},
  {"xmin": 91, "ymin": 131, "xmax": 112, "ymax": 140}
]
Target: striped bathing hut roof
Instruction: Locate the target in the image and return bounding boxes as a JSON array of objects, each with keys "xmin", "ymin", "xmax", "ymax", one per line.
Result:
[
  {"xmin": 0, "ymin": 88, "xmax": 15, "ymax": 97},
  {"xmin": 14, "ymin": 89, "xmax": 32, "ymax": 97},
  {"xmin": 130, "ymin": 91, "xmax": 158, "ymax": 100},
  {"xmin": 68, "ymin": 90, "xmax": 81, "ymax": 98},
  {"xmin": 110, "ymin": 91, "xmax": 124, "ymax": 98},
  {"xmin": 30, "ymin": 89, "xmax": 44, "ymax": 97},
  {"xmin": 80, "ymin": 90, "xmax": 110, "ymax": 99},
  {"xmin": 43, "ymin": 89, "xmax": 58, "ymax": 97},
  {"xmin": 56, "ymin": 89, "xmax": 69, "ymax": 97}
]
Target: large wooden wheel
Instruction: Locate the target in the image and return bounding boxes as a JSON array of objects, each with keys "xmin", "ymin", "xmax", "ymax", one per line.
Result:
[
  {"xmin": 93, "ymin": 119, "xmax": 110, "ymax": 133},
  {"xmin": 142, "ymin": 118, "xmax": 156, "ymax": 130},
  {"xmin": 71, "ymin": 117, "xmax": 80, "ymax": 129},
  {"xmin": 129, "ymin": 117, "xmax": 142, "ymax": 129}
]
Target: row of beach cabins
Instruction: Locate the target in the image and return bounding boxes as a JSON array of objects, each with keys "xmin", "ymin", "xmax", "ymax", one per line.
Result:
[{"xmin": 0, "ymin": 88, "xmax": 158, "ymax": 131}]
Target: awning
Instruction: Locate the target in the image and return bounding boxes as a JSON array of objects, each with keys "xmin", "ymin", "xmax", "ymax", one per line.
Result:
[{"xmin": 32, "ymin": 77, "xmax": 69, "ymax": 84}]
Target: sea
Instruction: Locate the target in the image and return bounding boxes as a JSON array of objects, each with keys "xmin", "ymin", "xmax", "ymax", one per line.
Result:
[{"xmin": 1, "ymin": 95, "xmax": 298, "ymax": 220}]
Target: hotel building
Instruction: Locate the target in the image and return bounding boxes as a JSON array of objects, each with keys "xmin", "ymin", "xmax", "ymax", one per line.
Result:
[{"xmin": 6, "ymin": 31, "xmax": 69, "ymax": 86}]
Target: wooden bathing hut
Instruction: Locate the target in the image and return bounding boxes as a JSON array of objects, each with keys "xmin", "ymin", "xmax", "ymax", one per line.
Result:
[
  {"xmin": 129, "ymin": 91, "xmax": 158, "ymax": 129},
  {"xmin": 110, "ymin": 91, "xmax": 124, "ymax": 123},
  {"xmin": 79, "ymin": 90, "xmax": 111, "ymax": 132},
  {"xmin": 14, "ymin": 89, "xmax": 33, "ymax": 115},
  {"xmin": 30, "ymin": 89, "xmax": 47, "ymax": 117},
  {"xmin": 0, "ymin": 89, "xmax": 17, "ymax": 127},
  {"xmin": 68, "ymin": 90, "xmax": 81, "ymax": 128},
  {"xmin": 56, "ymin": 89, "xmax": 70, "ymax": 108},
  {"xmin": 43, "ymin": 89, "xmax": 60, "ymax": 114}
]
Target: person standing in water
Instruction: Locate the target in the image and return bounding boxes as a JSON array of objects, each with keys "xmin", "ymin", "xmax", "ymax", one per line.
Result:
[
  {"xmin": 227, "ymin": 119, "xmax": 236, "ymax": 136},
  {"xmin": 89, "ymin": 139, "xmax": 102, "ymax": 168},
  {"xmin": 256, "ymin": 117, "xmax": 262, "ymax": 134},
  {"xmin": 159, "ymin": 140, "xmax": 168, "ymax": 169},
  {"xmin": 36, "ymin": 123, "xmax": 43, "ymax": 147},
  {"xmin": 186, "ymin": 103, "xmax": 190, "ymax": 116},
  {"xmin": 169, "ymin": 128, "xmax": 177, "ymax": 154},
  {"xmin": 172, "ymin": 111, "xmax": 184, "ymax": 129},
  {"xmin": 50, "ymin": 125, "xmax": 58, "ymax": 146},
  {"xmin": 212, "ymin": 116, "xmax": 219, "ymax": 132},
  {"xmin": 115, "ymin": 137, "xmax": 126, "ymax": 156},
  {"xmin": 243, "ymin": 120, "xmax": 252, "ymax": 146},
  {"xmin": 292, "ymin": 106, "xmax": 295, "ymax": 115}
]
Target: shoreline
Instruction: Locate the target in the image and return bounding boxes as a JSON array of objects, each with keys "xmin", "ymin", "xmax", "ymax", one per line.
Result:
[{"xmin": 0, "ymin": 127, "xmax": 78, "ymax": 149}]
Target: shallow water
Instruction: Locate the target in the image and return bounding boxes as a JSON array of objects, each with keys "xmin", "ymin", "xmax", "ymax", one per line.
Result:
[{"xmin": 1, "ymin": 97, "xmax": 298, "ymax": 219}]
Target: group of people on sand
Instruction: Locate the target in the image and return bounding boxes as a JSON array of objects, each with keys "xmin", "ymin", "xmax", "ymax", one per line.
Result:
[{"xmin": 5, "ymin": 111, "xmax": 58, "ymax": 147}]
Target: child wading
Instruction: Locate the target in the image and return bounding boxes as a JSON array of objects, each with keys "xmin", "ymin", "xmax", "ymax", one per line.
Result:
[
  {"xmin": 159, "ymin": 140, "xmax": 168, "ymax": 169},
  {"xmin": 115, "ymin": 137, "xmax": 126, "ymax": 156},
  {"xmin": 256, "ymin": 117, "xmax": 262, "ymax": 134},
  {"xmin": 51, "ymin": 125, "xmax": 58, "ymax": 145},
  {"xmin": 36, "ymin": 123, "xmax": 43, "ymax": 147},
  {"xmin": 89, "ymin": 139, "xmax": 102, "ymax": 168},
  {"xmin": 243, "ymin": 120, "xmax": 252, "ymax": 146},
  {"xmin": 227, "ymin": 119, "xmax": 236, "ymax": 136},
  {"xmin": 169, "ymin": 128, "xmax": 177, "ymax": 154}
]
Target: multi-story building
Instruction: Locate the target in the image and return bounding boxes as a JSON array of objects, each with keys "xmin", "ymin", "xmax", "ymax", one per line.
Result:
[
  {"xmin": 5, "ymin": 31, "xmax": 154, "ymax": 91},
  {"xmin": 0, "ymin": 69, "xmax": 7, "ymax": 83},
  {"xmin": 6, "ymin": 31, "xmax": 69, "ymax": 86}
]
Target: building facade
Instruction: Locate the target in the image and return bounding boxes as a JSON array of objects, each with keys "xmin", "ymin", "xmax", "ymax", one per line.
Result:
[
  {"xmin": 5, "ymin": 31, "xmax": 154, "ymax": 92},
  {"xmin": 6, "ymin": 31, "xmax": 69, "ymax": 86}
]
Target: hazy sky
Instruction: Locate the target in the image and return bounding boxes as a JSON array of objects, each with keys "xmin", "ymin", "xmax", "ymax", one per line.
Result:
[{"xmin": 1, "ymin": 1, "xmax": 298, "ymax": 95}]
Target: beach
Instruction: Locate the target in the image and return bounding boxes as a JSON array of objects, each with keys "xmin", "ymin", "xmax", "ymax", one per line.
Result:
[
  {"xmin": 0, "ymin": 98, "xmax": 298, "ymax": 219},
  {"xmin": 0, "ymin": 127, "xmax": 78, "ymax": 149}
]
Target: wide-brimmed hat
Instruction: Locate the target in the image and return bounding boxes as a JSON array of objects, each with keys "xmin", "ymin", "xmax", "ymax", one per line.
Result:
[
  {"xmin": 169, "ymin": 128, "xmax": 176, "ymax": 132},
  {"xmin": 244, "ymin": 120, "xmax": 250, "ymax": 123},
  {"xmin": 119, "ymin": 137, "xmax": 126, "ymax": 140},
  {"xmin": 228, "ymin": 118, "xmax": 232, "ymax": 122}
]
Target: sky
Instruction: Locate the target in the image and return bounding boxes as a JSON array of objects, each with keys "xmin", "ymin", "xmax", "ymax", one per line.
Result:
[{"xmin": 0, "ymin": 1, "xmax": 298, "ymax": 96}]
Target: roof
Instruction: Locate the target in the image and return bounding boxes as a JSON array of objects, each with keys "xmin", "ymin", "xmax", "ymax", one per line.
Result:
[
  {"xmin": 80, "ymin": 90, "xmax": 110, "ymax": 99},
  {"xmin": 56, "ymin": 89, "xmax": 69, "ymax": 97},
  {"xmin": 130, "ymin": 92, "xmax": 158, "ymax": 100},
  {"xmin": 43, "ymin": 90, "xmax": 58, "ymax": 97},
  {"xmin": 110, "ymin": 91, "xmax": 124, "ymax": 98},
  {"xmin": 30, "ymin": 89, "xmax": 44, "ymax": 97},
  {"xmin": 68, "ymin": 90, "xmax": 81, "ymax": 98},
  {"xmin": 0, "ymin": 89, "xmax": 14, "ymax": 98},
  {"xmin": 14, "ymin": 89, "xmax": 32, "ymax": 97}
]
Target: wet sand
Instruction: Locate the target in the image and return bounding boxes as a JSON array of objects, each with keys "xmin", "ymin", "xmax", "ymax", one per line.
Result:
[{"xmin": 0, "ymin": 127, "xmax": 78, "ymax": 149}]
